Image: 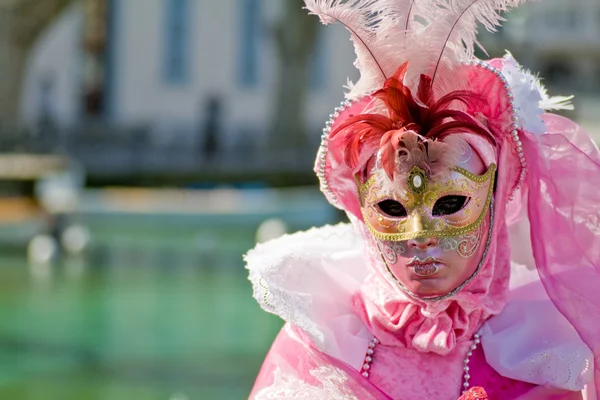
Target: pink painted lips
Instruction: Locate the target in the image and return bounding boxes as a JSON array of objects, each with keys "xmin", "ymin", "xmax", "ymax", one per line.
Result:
[{"xmin": 406, "ymin": 257, "xmax": 444, "ymax": 277}]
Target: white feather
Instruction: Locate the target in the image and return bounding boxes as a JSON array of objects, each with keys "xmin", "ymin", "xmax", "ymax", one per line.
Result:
[
  {"xmin": 407, "ymin": 0, "xmax": 531, "ymax": 91},
  {"xmin": 501, "ymin": 52, "xmax": 574, "ymax": 135},
  {"xmin": 536, "ymin": 85, "xmax": 575, "ymax": 112},
  {"xmin": 303, "ymin": 0, "xmax": 440, "ymax": 99},
  {"xmin": 305, "ymin": 0, "xmax": 536, "ymax": 98}
]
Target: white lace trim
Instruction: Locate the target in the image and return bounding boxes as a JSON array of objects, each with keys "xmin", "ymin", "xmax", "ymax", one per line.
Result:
[
  {"xmin": 245, "ymin": 223, "xmax": 358, "ymax": 338},
  {"xmin": 254, "ymin": 366, "xmax": 360, "ymax": 400},
  {"xmin": 245, "ymin": 223, "xmax": 371, "ymax": 368}
]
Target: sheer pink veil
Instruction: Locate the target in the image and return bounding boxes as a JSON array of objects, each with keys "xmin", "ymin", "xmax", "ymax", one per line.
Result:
[{"xmin": 518, "ymin": 113, "xmax": 600, "ymax": 394}]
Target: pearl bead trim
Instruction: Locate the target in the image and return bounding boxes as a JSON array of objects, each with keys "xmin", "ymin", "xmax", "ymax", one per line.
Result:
[
  {"xmin": 468, "ymin": 60, "xmax": 527, "ymax": 201},
  {"xmin": 359, "ymin": 337, "xmax": 379, "ymax": 378},
  {"xmin": 462, "ymin": 333, "xmax": 481, "ymax": 394},
  {"xmin": 316, "ymin": 100, "xmax": 354, "ymax": 209}
]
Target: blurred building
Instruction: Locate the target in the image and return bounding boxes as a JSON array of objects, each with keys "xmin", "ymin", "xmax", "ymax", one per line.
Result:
[
  {"xmin": 20, "ymin": 0, "xmax": 357, "ymax": 154},
  {"xmin": 482, "ymin": 0, "xmax": 600, "ymax": 94}
]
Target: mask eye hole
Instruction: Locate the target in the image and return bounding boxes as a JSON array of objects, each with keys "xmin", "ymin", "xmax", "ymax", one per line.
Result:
[
  {"xmin": 377, "ymin": 200, "xmax": 408, "ymax": 218},
  {"xmin": 432, "ymin": 196, "xmax": 469, "ymax": 216}
]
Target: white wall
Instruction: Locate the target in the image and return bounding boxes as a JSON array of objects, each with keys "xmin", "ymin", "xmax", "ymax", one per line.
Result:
[
  {"xmin": 112, "ymin": 0, "xmax": 358, "ymax": 147},
  {"xmin": 22, "ymin": 0, "xmax": 360, "ymax": 147}
]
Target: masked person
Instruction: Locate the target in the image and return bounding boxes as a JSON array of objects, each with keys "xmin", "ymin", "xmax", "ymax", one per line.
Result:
[{"xmin": 245, "ymin": 1, "xmax": 600, "ymax": 399}]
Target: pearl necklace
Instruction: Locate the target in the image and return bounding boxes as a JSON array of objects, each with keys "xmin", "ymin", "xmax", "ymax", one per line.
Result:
[
  {"xmin": 360, "ymin": 337, "xmax": 379, "ymax": 378},
  {"xmin": 462, "ymin": 333, "xmax": 481, "ymax": 394},
  {"xmin": 359, "ymin": 333, "xmax": 482, "ymax": 395}
]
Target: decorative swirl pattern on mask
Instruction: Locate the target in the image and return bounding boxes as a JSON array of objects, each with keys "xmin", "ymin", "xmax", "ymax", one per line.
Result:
[
  {"xmin": 380, "ymin": 241, "xmax": 407, "ymax": 264},
  {"xmin": 439, "ymin": 223, "xmax": 483, "ymax": 258}
]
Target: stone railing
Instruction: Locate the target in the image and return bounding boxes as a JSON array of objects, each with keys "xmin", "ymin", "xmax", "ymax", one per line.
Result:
[{"xmin": 0, "ymin": 120, "xmax": 319, "ymax": 181}]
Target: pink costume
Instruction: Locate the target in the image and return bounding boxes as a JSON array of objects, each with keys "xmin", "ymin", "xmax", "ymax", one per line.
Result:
[{"xmin": 245, "ymin": 1, "xmax": 600, "ymax": 399}]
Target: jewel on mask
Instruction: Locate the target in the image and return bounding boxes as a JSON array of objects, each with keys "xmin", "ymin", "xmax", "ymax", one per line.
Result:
[
  {"xmin": 413, "ymin": 175, "xmax": 423, "ymax": 188},
  {"xmin": 407, "ymin": 166, "xmax": 428, "ymax": 195}
]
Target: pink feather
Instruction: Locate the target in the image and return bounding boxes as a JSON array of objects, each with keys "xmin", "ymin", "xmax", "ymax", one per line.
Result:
[{"xmin": 331, "ymin": 63, "xmax": 494, "ymax": 180}]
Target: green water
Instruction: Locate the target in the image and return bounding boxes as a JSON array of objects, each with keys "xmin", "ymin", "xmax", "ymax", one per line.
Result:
[
  {"xmin": 0, "ymin": 188, "xmax": 340, "ymax": 399},
  {"xmin": 0, "ymin": 254, "xmax": 283, "ymax": 400}
]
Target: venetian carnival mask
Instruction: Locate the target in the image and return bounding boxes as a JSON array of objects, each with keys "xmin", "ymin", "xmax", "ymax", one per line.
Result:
[{"xmin": 358, "ymin": 146, "xmax": 496, "ymax": 300}]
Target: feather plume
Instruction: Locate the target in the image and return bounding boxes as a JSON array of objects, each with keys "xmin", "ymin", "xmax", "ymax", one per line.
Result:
[
  {"xmin": 535, "ymin": 82, "xmax": 574, "ymax": 111},
  {"xmin": 331, "ymin": 63, "xmax": 494, "ymax": 179},
  {"xmin": 305, "ymin": 0, "xmax": 534, "ymax": 98},
  {"xmin": 503, "ymin": 52, "xmax": 574, "ymax": 112},
  {"xmin": 304, "ymin": 0, "xmax": 386, "ymax": 89},
  {"xmin": 394, "ymin": 0, "xmax": 533, "ymax": 94},
  {"xmin": 502, "ymin": 51, "xmax": 573, "ymax": 134},
  {"xmin": 303, "ymin": 0, "xmax": 439, "ymax": 99},
  {"xmin": 409, "ymin": 0, "xmax": 530, "ymax": 88}
]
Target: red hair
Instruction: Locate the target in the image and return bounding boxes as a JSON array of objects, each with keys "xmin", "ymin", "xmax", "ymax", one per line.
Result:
[{"xmin": 331, "ymin": 63, "xmax": 494, "ymax": 179}]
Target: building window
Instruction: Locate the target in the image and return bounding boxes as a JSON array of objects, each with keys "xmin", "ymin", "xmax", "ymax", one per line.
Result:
[
  {"xmin": 310, "ymin": 27, "xmax": 327, "ymax": 91},
  {"xmin": 164, "ymin": 0, "xmax": 190, "ymax": 84},
  {"xmin": 238, "ymin": 0, "xmax": 261, "ymax": 87}
]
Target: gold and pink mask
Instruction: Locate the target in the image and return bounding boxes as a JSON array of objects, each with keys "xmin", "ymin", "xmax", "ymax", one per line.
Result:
[{"xmin": 358, "ymin": 163, "xmax": 496, "ymax": 242}]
